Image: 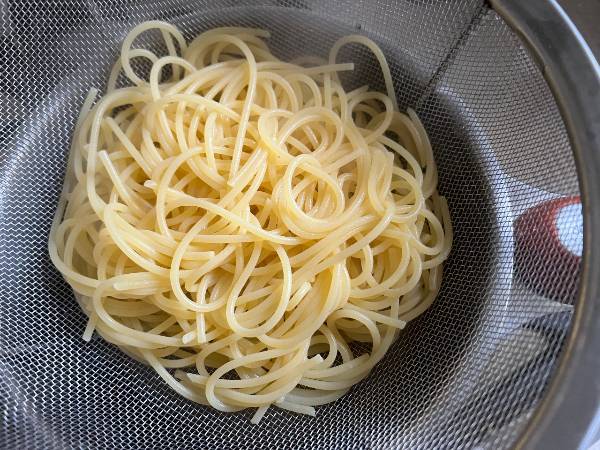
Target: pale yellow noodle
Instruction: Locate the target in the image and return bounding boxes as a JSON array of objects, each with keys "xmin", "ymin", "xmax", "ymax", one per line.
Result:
[{"xmin": 48, "ymin": 21, "xmax": 452, "ymax": 423}]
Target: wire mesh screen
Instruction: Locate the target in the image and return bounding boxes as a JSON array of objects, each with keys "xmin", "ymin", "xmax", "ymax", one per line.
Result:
[{"xmin": 0, "ymin": 1, "xmax": 582, "ymax": 449}]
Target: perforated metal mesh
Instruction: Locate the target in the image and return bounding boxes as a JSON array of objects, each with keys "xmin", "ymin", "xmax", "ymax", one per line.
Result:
[{"xmin": 0, "ymin": 1, "xmax": 583, "ymax": 448}]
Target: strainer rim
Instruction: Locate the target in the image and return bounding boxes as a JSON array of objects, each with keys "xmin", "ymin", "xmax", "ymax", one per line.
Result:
[{"xmin": 492, "ymin": 0, "xmax": 600, "ymax": 448}]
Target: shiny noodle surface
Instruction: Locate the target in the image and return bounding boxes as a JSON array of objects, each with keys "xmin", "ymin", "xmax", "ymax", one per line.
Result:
[{"xmin": 49, "ymin": 21, "xmax": 452, "ymax": 422}]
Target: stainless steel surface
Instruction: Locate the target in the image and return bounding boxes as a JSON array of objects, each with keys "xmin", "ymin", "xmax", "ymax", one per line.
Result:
[
  {"xmin": 0, "ymin": 1, "xmax": 596, "ymax": 449},
  {"xmin": 558, "ymin": 0, "xmax": 600, "ymax": 60},
  {"xmin": 492, "ymin": 1, "xmax": 600, "ymax": 449}
]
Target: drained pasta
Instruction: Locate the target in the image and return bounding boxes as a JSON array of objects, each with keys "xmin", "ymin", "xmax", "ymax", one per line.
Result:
[{"xmin": 48, "ymin": 21, "xmax": 452, "ymax": 422}]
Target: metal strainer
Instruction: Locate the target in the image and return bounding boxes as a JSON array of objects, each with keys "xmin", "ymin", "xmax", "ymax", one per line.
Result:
[{"xmin": 1, "ymin": 1, "xmax": 599, "ymax": 449}]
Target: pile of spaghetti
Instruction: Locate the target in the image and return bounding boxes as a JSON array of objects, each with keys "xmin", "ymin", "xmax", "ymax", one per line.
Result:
[{"xmin": 49, "ymin": 21, "xmax": 452, "ymax": 422}]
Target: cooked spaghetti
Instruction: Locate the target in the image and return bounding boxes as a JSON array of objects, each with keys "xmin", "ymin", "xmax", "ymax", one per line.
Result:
[{"xmin": 48, "ymin": 21, "xmax": 452, "ymax": 422}]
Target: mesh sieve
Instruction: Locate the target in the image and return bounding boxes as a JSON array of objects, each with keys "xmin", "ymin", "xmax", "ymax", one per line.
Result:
[{"xmin": 0, "ymin": 1, "xmax": 593, "ymax": 449}]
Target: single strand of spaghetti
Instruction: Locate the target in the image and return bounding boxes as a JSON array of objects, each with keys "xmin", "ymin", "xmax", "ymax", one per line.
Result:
[
  {"xmin": 172, "ymin": 102, "xmax": 195, "ymax": 161},
  {"xmin": 109, "ymin": 272, "xmax": 172, "ymax": 294},
  {"xmin": 102, "ymin": 298, "xmax": 160, "ymax": 317},
  {"xmin": 267, "ymin": 282, "xmax": 325, "ymax": 340},
  {"xmin": 282, "ymin": 388, "xmax": 349, "ymax": 407},
  {"xmin": 285, "ymin": 72, "xmax": 323, "ymax": 107},
  {"xmin": 161, "ymin": 28, "xmax": 182, "ymax": 79},
  {"xmin": 82, "ymin": 312, "xmax": 98, "ymax": 342},
  {"xmin": 350, "ymin": 240, "xmax": 411, "ymax": 298},
  {"xmin": 120, "ymin": 20, "xmax": 187, "ymax": 86},
  {"xmin": 307, "ymin": 326, "xmax": 339, "ymax": 370},
  {"xmin": 172, "ymin": 243, "xmax": 236, "ymax": 312},
  {"xmin": 343, "ymin": 303, "xmax": 406, "ymax": 329},
  {"xmin": 274, "ymin": 400, "xmax": 316, "ymax": 417},
  {"xmin": 349, "ymin": 241, "xmax": 376, "ymax": 288},
  {"xmin": 85, "ymin": 89, "xmax": 150, "ymax": 215},
  {"xmin": 140, "ymin": 349, "xmax": 235, "ymax": 408},
  {"xmin": 193, "ymin": 278, "xmax": 208, "ymax": 344},
  {"xmin": 257, "ymin": 71, "xmax": 299, "ymax": 112},
  {"xmin": 329, "ymin": 35, "xmax": 399, "ymax": 110},
  {"xmin": 258, "ymin": 61, "xmax": 354, "ymax": 76},
  {"xmin": 102, "ymin": 206, "xmax": 170, "ymax": 276},
  {"xmin": 97, "ymin": 151, "xmax": 146, "ymax": 217},
  {"xmin": 421, "ymin": 197, "xmax": 453, "ymax": 269},
  {"xmin": 159, "ymin": 190, "xmax": 302, "ymax": 245},
  {"xmin": 285, "ymin": 281, "xmax": 312, "ymax": 312},
  {"xmin": 226, "ymin": 246, "xmax": 291, "ymax": 337},
  {"xmin": 108, "ymin": 48, "xmax": 158, "ymax": 92},
  {"xmin": 228, "ymin": 148, "xmax": 267, "ymax": 189},
  {"xmin": 94, "ymin": 322, "xmax": 172, "ymax": 349},
  {"xmin": 280, "ymin": 155, "xmax": 345, "ymax": 222},
  {"xmin": 155, "ymin": 350, "xmax": 199, "ymax": 368},
  {"xmin": 349, "ymin": 95, "xmax": 394, "ymax": 143},
  {"xmin": 107, "ymin": 210, "xmax": 182, "ymax": 267},
  {"xmin": 366, "ymin": 150, "xmax": 390, "ymax": 215},
  {"xmin": 57, "ymin": 213, "xmax": 98, "ymax": 262},
  {"xmin": 223, "ymin": 241, "xmax": 264, "ymax": 325},
  {"xmin": 351, "ymin": 294, "xmax": 400, "ymax": 311},
  {"xmin": 278, "ymin": 108, "xmax": 343, "ymax": 154},
  {"xmin": 287, "ymin": 215, "xmax": 373, "ymax": 269},
  {"xmin": 205, "ymin": 356, "xmax": 322, "ymax": 408},
  {"xmin": 293, "ymin": 205, "xmax": 393, "ymax": 288},
  {"xmin": 304, "ymin": 353, "xmax": 370, "ymax": 380},
  {"xmin": 250, "ymin": 406, "xmax": 269, "ymax": 425},
  {"xmin": 258, "ymin": 264, "xmax": 344, "ymax": 348},
  {"xmin": 188, "ymin": 346, "xmax": 306, "ymax": 389},
  {"xmin": 235, "ymin": 285, "xmax": 277, "ymax": 306},
  {"xmin": 188, "ymin": 34, "xmax": 258, "ymax": 181},
  {"xmin": 407, "ymin": 108, "xmax": 438, "ymax": 199},
  {"xmin": 170, "ymin": 160, "xmax": 266, "ymax": 246},
  {"xmin": 92, "ymin": 284, "xmax": 182, "ymax": 346},
  {"xmin": 203, "ymin": 111, "xmax": 219, "ymax": 169},
  {"xmin": 149, "ymin": 56, "xmax": 196, "ymax": 100},
  {"xmin": 378, "ymin": 151, "xmax": 395, "ymax": 204}
]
